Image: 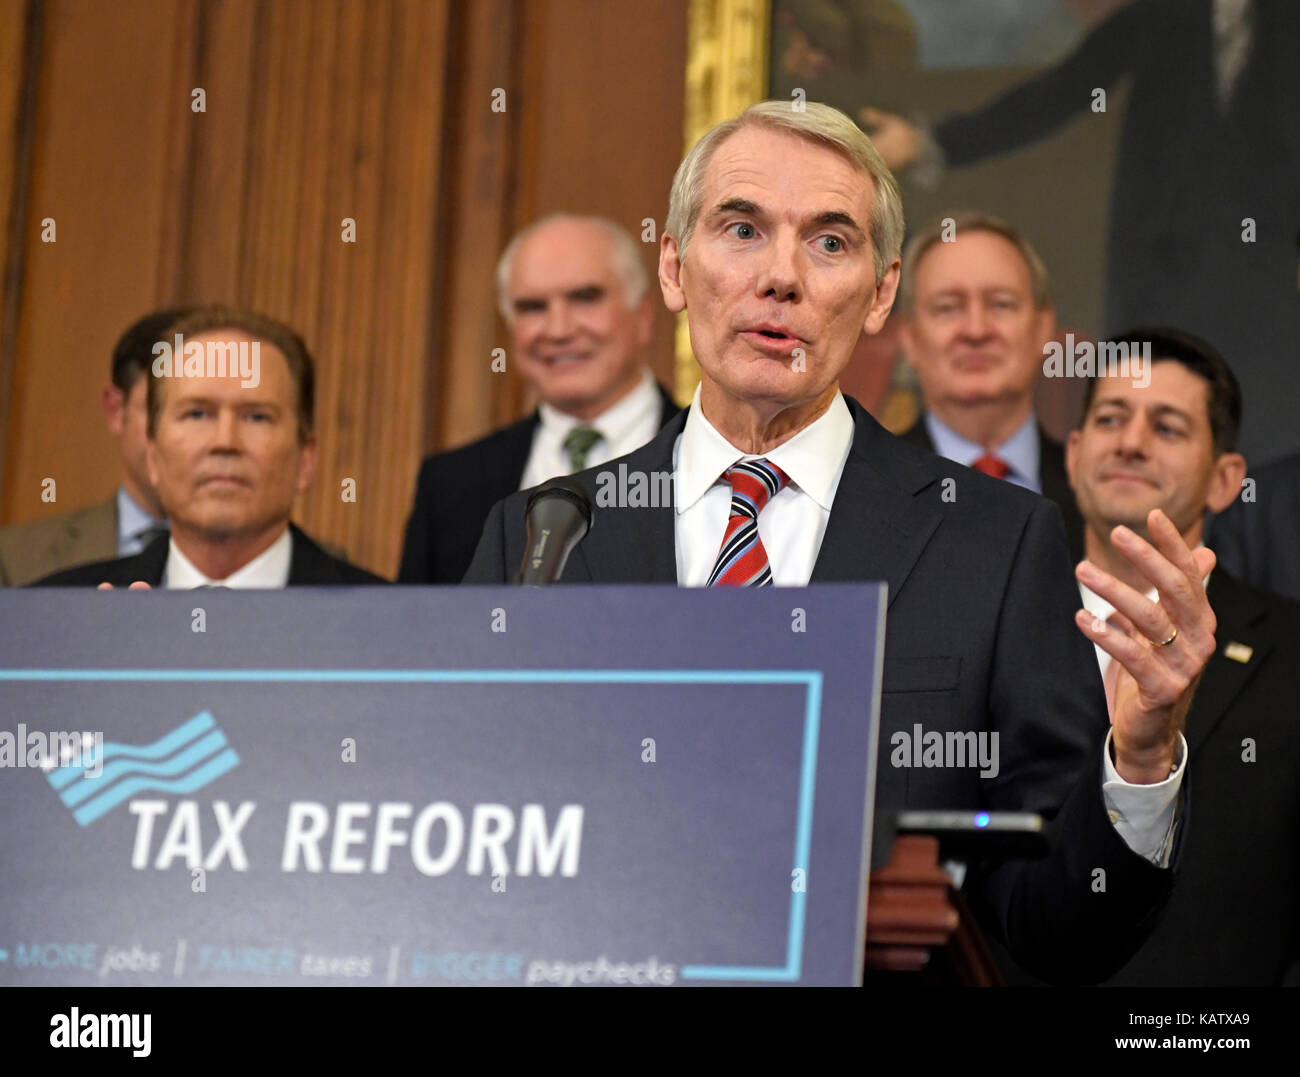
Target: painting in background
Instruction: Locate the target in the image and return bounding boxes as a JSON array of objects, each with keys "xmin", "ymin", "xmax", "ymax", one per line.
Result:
[{"xmin": 769, "ymin": 0, "xmax": 1300, "ymax": 463}]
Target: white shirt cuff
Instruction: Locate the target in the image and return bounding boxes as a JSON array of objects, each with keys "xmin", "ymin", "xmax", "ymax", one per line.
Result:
[{"xmin": 1101, "ymin": 730, "xmax": 1187, "ymax": 868}]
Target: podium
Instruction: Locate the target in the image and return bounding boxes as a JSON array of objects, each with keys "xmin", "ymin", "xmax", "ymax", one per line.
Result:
[{"xmin": 866, "ymin": 834, "xmax": 1003, "ymax": 986}]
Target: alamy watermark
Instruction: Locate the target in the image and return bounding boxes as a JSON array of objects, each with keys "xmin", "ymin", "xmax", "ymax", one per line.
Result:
[
  {"xmin": 1043, "ymin": 333, "xmax": 1150, "ymax": 388},
  {"xmin": 890, "ymin": 723, "xmax": 999, "ymax": 778},
  {"xmin": 0, "ymin": 725, "xmax": 103, "ymax": 777},
  {"xmin": 151, "ymin": 334, "xmax": 261, "ymax": 388},
  {"xmin": 594, "ymin": 464, "xmax": 674, "ymax": 508}
]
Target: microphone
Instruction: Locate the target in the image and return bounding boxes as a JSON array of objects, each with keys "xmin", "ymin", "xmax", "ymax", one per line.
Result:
[{"xmin": 514, "ymin": 477, "xmax": 594, "ymax": 585}]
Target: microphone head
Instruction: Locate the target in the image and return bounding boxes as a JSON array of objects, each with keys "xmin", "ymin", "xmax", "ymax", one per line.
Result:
[{"xmin": 524, "ymin": 476, "xmax": 594, "ymax": 533}]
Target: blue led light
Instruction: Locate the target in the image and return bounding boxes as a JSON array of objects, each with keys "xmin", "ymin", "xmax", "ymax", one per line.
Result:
[{"xmin": 974, "ymin": 812, "xmax": 990, "ymax": 828}]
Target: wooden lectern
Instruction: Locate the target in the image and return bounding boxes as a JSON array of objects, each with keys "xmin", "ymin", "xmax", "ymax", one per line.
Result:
[{"xmin": 865, "ymin": 834, "xmax": 1003, "ymax": 985}]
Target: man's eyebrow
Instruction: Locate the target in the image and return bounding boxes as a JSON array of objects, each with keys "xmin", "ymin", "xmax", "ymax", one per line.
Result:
[
  {"xmin": 809, "ymin": 210, "xmax": 866, "ymax": 238},
  {"xmin": 172, "ymin": 394, "xmax": 280, "ymax": 407},
  {"xmin": 1092, "ymin": 397, "xmax": 1193, "ymax": 424},
  {"xmin": 1147, "ymin": 403, "xmax": 1194, "ymax": 423},
  {"xmin": 710, "ymin": 198, "xmax": 762, "ymax": 218}
]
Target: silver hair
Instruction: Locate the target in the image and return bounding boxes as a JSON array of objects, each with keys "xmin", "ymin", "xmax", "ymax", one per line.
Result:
[
  {"xmin": 665, "ymin": 100, "xmax": 905, "ymax": 284},
  {"xmin": 496, "ymin": 214, "xmax": 650, "ymax": 321},
  {"xmin": 897, "ymin": 211, "xmax": 1053, "ymax": 315}
]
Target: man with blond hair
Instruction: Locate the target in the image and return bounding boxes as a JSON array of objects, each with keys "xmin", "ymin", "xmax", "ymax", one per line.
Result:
[
  {"xmin": 37, "ymin": 306, "xmax": 382, "ymax": 588},
  {"xmin": 896, "ymin": 212, "xmax": 1083, "ymax": 559},
  {"xmin": 468, "ymin": 101, "xmax": 1220, "ymax": 984}
]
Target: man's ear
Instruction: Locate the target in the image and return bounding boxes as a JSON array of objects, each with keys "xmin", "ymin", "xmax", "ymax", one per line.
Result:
[
  {"xmin": 145, "ymin": 439, "xmax": 160, "ymax": 488},
  {"xmin": 1033, "ymin": 304, "xmax": 1057, "ymax": 353},
  {"xmin": 659, "ymin": 233, "xmax": 686, "ymax": 314},
  {"xmin": 634, "ymin": 294, "xmax": 654, "ymax": 349},
  {"xmin": 1065, "ymin": 428, "xmax": 1082, "ymax": 494},
  {"xmin": 1206, "ymin": 451, "xmax": 1248, "ymax": 514},
  {"xmin": 295, "ymin": 436, "xmax": 319, "ymax": 497},
  {"xmin": 864, "ymin": 260, "xmax": 900, "ymax": 336},
  {"xmin": 898, "ymin": 316, "xmax": 916, "ymax": 369},
  {"xmin": 102, "ymin": 385, "xmax": 125, "ymax": 436}
]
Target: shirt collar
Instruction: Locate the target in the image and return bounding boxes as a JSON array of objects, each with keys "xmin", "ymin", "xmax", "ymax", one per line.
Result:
[
  {"xmin": 163, "ymin": 526, "xmax": 293, "ymax": 589},
  {"xmin": 117, "ymin": 485, "xmax": 163, "ymax": 544},
  {"xmin": 675, "ymin": 385, "xmax": 855, "ymax": 513},
  {"xmin": 924, "ymin": 411, "xmax": 1040, "ymax": 485},
  {"xmin": 536, "ymin": 367, "xmax": 657, "ymax": 440}
]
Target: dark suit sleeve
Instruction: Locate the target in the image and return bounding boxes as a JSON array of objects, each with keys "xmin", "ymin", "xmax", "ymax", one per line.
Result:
[
  {"xmin": 968, "ymin": 499, "xmax": 1179, "ymax": 983},
  {"xmin": 397, "ymin": 459, "xmax": 436, "ymax": 583},
  {"xmin": 461, "ymin": 498, "xmax": 511, "ymax": 583},
  {"xmin": 933, "ymin": 0, "xmax": 1149, "ymax": 167},
  {"xmin": 1206, "ymin": 504, "xmax": 1246, "ymax": 576}
]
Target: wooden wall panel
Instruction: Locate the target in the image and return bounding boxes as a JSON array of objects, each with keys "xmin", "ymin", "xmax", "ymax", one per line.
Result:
[
  {"xmin": 0, "ymin": 0, "xmax": 38, "ymax": 486},
  {"xmin": 180, "ymin": 0, "xmax": 449, "ymax": 575},
  {"xmin": 3, "ymin": 0, "xmax": 195, "ymax": 524},
  {"xmin": 433, "ymin": 0, "xmax": 530, "ymax": 451},
  {"xmin": 0, "ymin": 0, "xmax": 689, "ymax": 579},
  {"xmin": 524, "ymin": 0, "xmax": 689, "ymax": 394}
]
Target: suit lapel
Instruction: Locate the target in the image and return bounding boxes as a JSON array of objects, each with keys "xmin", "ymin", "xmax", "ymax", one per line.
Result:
[
  {"xmin": 131, "ymin": 532, "xmax": 171, "ymax": 587},
  {"xmin": 898, "ymin": 417, "xmax": 934, "ymax": 453},
  {"xmin": 287, "ymin": 523, "xmax": 340, "ymax": 584},
  {"xmin": 810, "ymin": 399, "xmax": 942, "ymax": 606},
  {"xmin": 53, "ymin": 497, "xmax": 118, "ymax": 568},
  {"xmin": 654, "ymin": 383, "xmax": 682, "ymax": 430},
  {"xmin": 505, "ymin": 411, "xmax": 542, "ymax": 492},
  {"xmin": 571, "ymin": 413, "xmax": 682, "ymax": 583},
  {"xmin": 1037, "ymin": 429, "xmax": 1070, "ymax": 506},
  {"xmin": 1184, "ymin": 572, "xmax": 1274, "ymax": 758}
]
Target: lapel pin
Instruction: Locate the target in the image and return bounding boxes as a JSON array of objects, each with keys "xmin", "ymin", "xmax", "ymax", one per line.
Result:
[{"xmin": 1223, "ymin": 641, "xmax": 1253, "ymax": 664}]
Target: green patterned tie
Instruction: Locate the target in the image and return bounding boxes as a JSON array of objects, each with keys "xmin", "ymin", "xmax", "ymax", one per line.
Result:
[{"xmin": 562, "ymin": 426, "xmax": 603, "ymax": 472}]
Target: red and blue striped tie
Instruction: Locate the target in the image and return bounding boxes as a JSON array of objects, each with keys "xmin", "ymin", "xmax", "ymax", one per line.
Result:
[{"xmin": 707, "ymin": 458, "xmax": 789, "ymax": 587}]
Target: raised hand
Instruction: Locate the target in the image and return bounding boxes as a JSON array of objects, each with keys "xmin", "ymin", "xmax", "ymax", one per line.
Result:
[{"xmin": 1074, "ymin": 509, "xmax": 1217, "ymax": 784}]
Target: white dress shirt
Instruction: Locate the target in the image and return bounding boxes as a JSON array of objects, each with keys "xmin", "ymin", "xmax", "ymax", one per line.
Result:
[
  {"xmin": 116, "ymin": 486, "xmax": 166, "ymax": 557},
  {"xmin": 924, "ymin": 411, "xmax": 1042, "ymax": 494},
  {"xmin": 518, "ymin": 368, "xmax": 662, "ymax": 490},
  {"xmin": 163, "ymin": 527, "xmax": 293, "ymax": 589},
  {"xmin": 1078, "ymin": 578, "xmax": 1193, "ymax": 866},
  {"xmin": 673, "ymin": 385, "xmax": 1179, "ymax": 866},
  {"xmin": 674, "ymin": 386, "xmax": 854, "ymax": 586}
]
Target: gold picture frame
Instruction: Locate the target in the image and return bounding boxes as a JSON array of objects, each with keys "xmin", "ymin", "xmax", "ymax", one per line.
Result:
[{"xmin": 673, "ymin": 0, "xmax": 771, "ymax": 404}]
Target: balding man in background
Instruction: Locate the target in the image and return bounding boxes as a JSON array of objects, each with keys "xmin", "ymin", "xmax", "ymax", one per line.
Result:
[
  {"xmin": 0, "ymin": 307, "xmax": 191, "ymax": 585},
  {"xmin": 398, "ymin": 215, "xmax": 680, "ymax": 584},
  {"xmin": 896, "ymin": 213, "xmax": 1083, "ymax": 560}
]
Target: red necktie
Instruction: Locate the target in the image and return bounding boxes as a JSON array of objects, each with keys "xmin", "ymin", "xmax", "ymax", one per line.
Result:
[
  {"xmin": 707, "ymin": 459, "xmax": 789, "ymax": 587},
  {"xmin": 971, "ymin": 453, "xmax": 1010, "ymax": 480}
]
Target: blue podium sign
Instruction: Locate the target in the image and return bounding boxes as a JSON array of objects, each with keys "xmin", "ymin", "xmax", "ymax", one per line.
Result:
[{"xmin": 0, "ymin": 585, "xmax": 884, "ymax": 986}]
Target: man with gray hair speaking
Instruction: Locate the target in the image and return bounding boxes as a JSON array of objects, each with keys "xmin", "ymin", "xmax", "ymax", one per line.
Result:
[
  {"xmin": 467, "ymin": 101, "xmax": 1219, "ymax": 983},
  {"xmin": 399, "ymin": 214, "xmax": 679, "ymax": 583}
]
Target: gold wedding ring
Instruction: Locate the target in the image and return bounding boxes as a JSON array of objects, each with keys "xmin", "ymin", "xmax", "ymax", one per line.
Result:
[{"xmin": 1157, "ymin": 627, "xmax": 1179, "ymax": 647}]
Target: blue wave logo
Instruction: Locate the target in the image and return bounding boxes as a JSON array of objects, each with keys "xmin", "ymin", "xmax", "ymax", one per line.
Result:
[{"xmin": 46, "ymin": 711, "xmax": 239, "ymax": 826}]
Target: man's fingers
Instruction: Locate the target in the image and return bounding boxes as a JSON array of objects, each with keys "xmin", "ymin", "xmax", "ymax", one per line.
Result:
[
  {"xmin": 1076, "ymin": 561, "xmax": 1175, "ymax": 644},
  {"xmin": 1108, "ymin": 525, "xmax": 1203, "ymax": 629},
  {"xmin": 1193, "ymin": 545, "xmax": 1217, "ymax": 578},
  {"xmin": 1105, "ymin": 608, "xmax": 1137, "ymax": 637},
  {"xmin": 1075, "ymin": 609, "xmax": 1167, "ymax": 691},
  {"xmin": 1146, "ymin": 509, "xmax": 1202, "ymax": 579}
]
